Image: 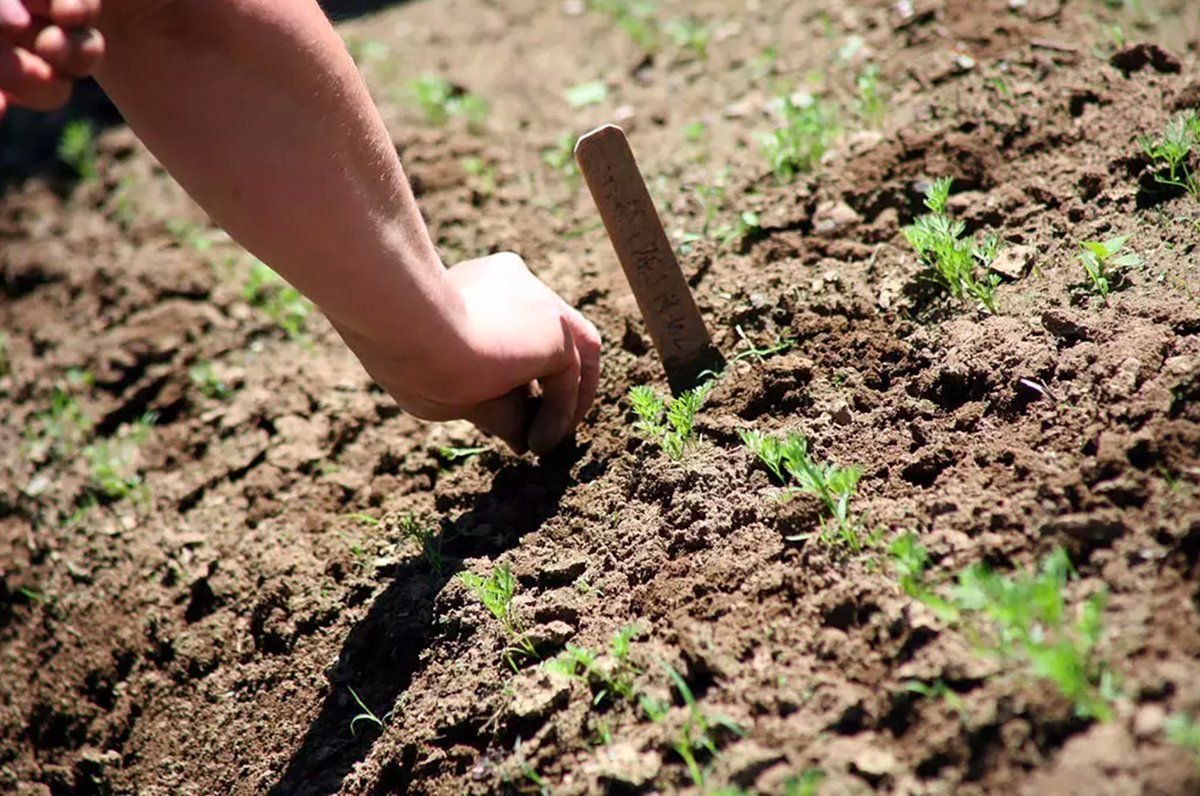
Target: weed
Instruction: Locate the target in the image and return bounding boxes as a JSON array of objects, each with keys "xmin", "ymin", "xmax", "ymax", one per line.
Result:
[
  {"xmin": 730, "ymin": 325, "xmax": 794, "ymax": 364},
  {"xmin": 665, "ymin": 17, "xmax": 710, "ymax": 59},
  {"xmin": 546, "ymin": 625, "xmax": 641, "ymax": 706},
  {"xmin": 1139, "ymin": 112, "xmax": 1199, "ymax": 199},
  {"xmin": 410, "ymin": 75, "xmax": 489, "ymax": 130},
  {"xmin": 565, "ymin": 80, "xmax": 608, "ymax": 108},
  {"xmin": 760, "ymin": 95, "xmax": 837, "ymax": 181},
  {"xmin": 740, "ymin": 430, "xmax": 864, "ymax": 550},
  {"xmin": 663, "ymin": 664, "xmax": 745, "ymax": 790},
  {"xmin": 628, "ymin": 382, "xmax": 711, "ymax": 460},
  {"xmin": 399, "ymin": 513, "xmax": 444, "ymax": 575},
  {"xmin": 188, "ymin": 361, "xmax": 232, "ymax": 400},
  {"xmin": 903, "ymin": 176, "xmax": 1002, "ymax": 312},
  {"xmin": 85, "ymin": 413, "xmax": 154, "ymax": 502},
  {"xmin": 458, "ymin": 564, "xmax": 536, "ymax": 664},
  {"xmin": 783, "ymin": 769, "xmax": 826, "ymax": 796},
  {"xmin": 1078, "ymin": 235, "xmax": 1141, "ymax": 299},
  {"xmin": 855, "ymin": 64, "xmax": 886, "ymax": 126},
  {"xmin": 243, "ymin": 260, "xmax": 312, "ymax": 340},
  {"xmin": 347, "ymin": 686, "xmax": 392, "ymax": 736},
  {"xmin": 541, "ymin": 133, "xmax": 579, "ymax": 180},
  {"xmin": 435, "ymin": 445, "xmax": 489, "ymax": 465},
  {"xmin": 1166, "ymin": 712, "xmax": 1200, "ymax": 766},
  {"xmin": 57, "ymin": 119, "xmax": 97, "ymax": 180}
]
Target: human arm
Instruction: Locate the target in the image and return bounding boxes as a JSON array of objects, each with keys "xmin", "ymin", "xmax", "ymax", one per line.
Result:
[{"xmin": 93, "ymin": 0, "xmax": 600, "ymax": 454}]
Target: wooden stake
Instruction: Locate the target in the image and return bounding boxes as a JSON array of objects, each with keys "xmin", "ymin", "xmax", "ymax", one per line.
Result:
[{"xmin": 574, "ymin": 125, "xmax": 723, "ymax": 394}]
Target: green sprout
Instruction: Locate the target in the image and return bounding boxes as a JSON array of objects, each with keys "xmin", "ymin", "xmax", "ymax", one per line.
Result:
[
  {"xmin": 729, "ymin": 325, "xmax": 794, "ymax": 364},
  {"xmin": 665, "ymin": 17, "xmax": 710, "ymax": 59},
  {"xmin": 57, "ymin": 119, "xmax": 97, "ymax": 180},
  {"xmin": 904, "ymin": 679, "xmax": 968, "ymax": 719},
  {"xmin": 188, "ymin": 361, "xmax": 232, "ymax": 400},
  {"xmin": 410, "ymin": 75, "xmax": 489, "ymax": 131},
  {"xmin": 565, "ymin": 80, "xmax": 608, "ymax": 108},
  {"xmin": 783, "ymin": 769, "xmax": 826, "ymax": 796},
  {"xmin": 679, "ymin": 178, "xmax": 761, "ymax": 251},
  {"xmin": 903, "ymin": 176, "xmax": 1002, "ymax": 313},
  {"xmin": 545, "ymin": 625, "xmax": 641, "ymax": 706},
  {"xmin": 760, "ymin": 95, "xmax": 837, "ymax": 181},
  {"xmin": 399, "ymin": 513, "xmax": 444, "ymax": 575},
  {"xmin": 243, "ymin": 260, "xmax": 312, "ymax": 340},
  {"xmin": 1078, "ymin": 235, "xmax": 1141, "ymax": 299},
  {"xmin": 1166, "ymin": 713, "xmax": 1200, "ymax": 766},
  {"xmin": 541, "ymin": 133, "xmax": 580, "ymax": 178},
  {"xmin": 435, "ymin": 445, "xmax": 489, "ymax": 465},
  {"xmin": 740, "ymin": 430, "xmax": 863, "ymax": 550},
  {"xmin": 1139, "ymin": 111, "xmax": 1200, "ymax": 199},
  {"xmin": 347, "ymin": 686, "xmax": 392, "ymax": 736},
  {"xmin": 589, "ymin": 0, "xmax": 660, "ymax": 51},
  {"xmin": 26, "ymin": 372, "xmax": 94, "ymax": 461},
  {"xmin": 629, "ymin": 382, "xmax": 712, "ymax": 460},
  {"xmin": 911, "ymin": 548, "xmax": 1117, "ymax": 721},
  {"xmin": 85, "ymin": 413, "xmax": 155, "ymax": 502},
  {"xmin": 458, "ymin": 564, "xmax": 536, "ymax": 665},
  {"xmin": 460, "ymin": 156, "xmax": 498, "ymax": 198},
  {"xmin": 855, "ymin": 64, "xmax": 886, "ymax": 127},
  {"xmin": 663, "ymin": 664, "xmax": 745, "ymax": 790}
]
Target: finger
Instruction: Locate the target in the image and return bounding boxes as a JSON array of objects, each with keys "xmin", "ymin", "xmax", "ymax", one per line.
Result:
[
  {"xmin": 0, "ymin": 45, "xmax": 71, "ymax": 111},
  {"xmin": 0, "ymin": 0, "xmax": 31, "ymax": 33},
  {"xmin": 22, "ymin": 0, "xmax": 100, "ymax": 28},
  {"xmin": 528, "ymin": 318, "xmax": 581, "ymax": 455},
  {"xmin": 566, "ymin": 308, "xmax": 601, "ymax": 427},
  {"xmin": 22, "ymin": 24, "xmax": 103, "ymax": 78},
  {"xmin": 465, "ymin": 388, "xmax": 532, "ymax": 455},
  {"xmin": 0, "ymin": 90, "xmax": 7, "ymax": 119}
]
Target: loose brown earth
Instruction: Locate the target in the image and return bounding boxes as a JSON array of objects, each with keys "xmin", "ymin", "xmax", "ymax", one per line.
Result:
[{"xmin": 3, "ymin": 0, "xmax": 1200, "ymax": 793}]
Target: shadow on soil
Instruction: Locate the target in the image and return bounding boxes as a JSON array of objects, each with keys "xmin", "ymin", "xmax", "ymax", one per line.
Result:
[{"xmin": 268, "ymin": 444, "xmax": 586, "ymax": 795}]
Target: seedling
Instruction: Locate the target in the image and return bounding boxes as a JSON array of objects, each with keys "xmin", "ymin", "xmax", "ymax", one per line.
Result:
[
  {"xmin": 740, "ymin": 430, "xmax": 864, "ymax": 550},
  {"xmin": 243, "ymin": 260, "xmax": 312, "ymax": 340},
  {"xmin": 410, "ymin": 75, "xmax": 489, "ymax": 130},
  {"xmin": 188, "ymin": 361, "xmax": 232, "ymax": 400},
  {"xmin": 665, "ymin": 17, "xmax": 710, "ymax": 59},
  {"xmin": 347, "ymin": 686, "xmax": 392, "ymax": 736},
  {"xmin": 760, "ymin": 95, "xmax": 837, "ymax": 181},
  {"xmin": 1078, "ymin": 235, "xmax": 1141, "ymax": 299},
  {"xmin": 1139, "ymin": 111, "xmax": 1200, "ymax": 199},
  {"xmin": 589, "ymin": 0, "xmax": 659, "ymax": 52},
  {"xmin": 663, "ymin": 664, "xmax": 745, "ymax": 790},
  {"xmin": 26, "ymin": 372, "xmax": 94, "ymax": 461},
  {"xmin": 460, "ymin": 156, "xmax": 498, "ymax": 198},
  {"xmin": 344, "ymin": 37, "xmax": 389, "ymax": 66},
  {"xmin": 85, "ymin": 413, "xmax": 155, "ymax": 502},
  {"xmin": 165, "ymin": 219, "xmax": 217, "ymax": 252},
  {"xmin": 730, "ymin": 325, "xmax": 794, "ymax": 364},
  {"xmin": 57, "ymin": 119, "xmax": 97, "ymax": 180},
  {"xmin": 927, "ymin": 549, "xmax": 1116, "ymax": 720},
  {"xmin": 565, "ymin": 80, "xmax": 608, "ymax": 109},
  {"xmin": 545, "ymin": 625, "xmax": 641, "ymax": 706},
  {"xmin": 783, "ymin": 769, "xmax": 826, "ymax": 796},
  {"xmin": 434, "ymin": 445, "xmax": 489, "ymax": 465},
  {"xmin": 398, "ymin": 513, "xmax": 444, "ymax": 575},
  {"xmin": 458, "ymin": 564, "xmax": 536, "ymax": 665},
  {"xmin": 904, "ymin": 679, "xmax": 968, "ymax": 719},
  {"xmin": 855, "ymin": 64, "xmax": 886, "ymax": 127},
  {"xmin": 903, "ymin": 176, "xmax": 1002, "ymax": 313},
  {"xmin": 541, "ymin": 133, "xmax": 580, "ymax": 179},
  {"xmin": 628, "ymin": 382, "xmax": 711, "ymax": 460},
  {"xmin": 1166, "ymin": 712, "xmax": 1200, "ymax": 766}
]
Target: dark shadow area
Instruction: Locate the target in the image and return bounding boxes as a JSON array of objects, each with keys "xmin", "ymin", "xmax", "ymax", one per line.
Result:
[
  {"xmin": 268, "ymin": 442, "xmax": 587, "ymax": 796},
  {"xmin": 0, "ymin": 1, "xmax": 411, "ymax": 190}
]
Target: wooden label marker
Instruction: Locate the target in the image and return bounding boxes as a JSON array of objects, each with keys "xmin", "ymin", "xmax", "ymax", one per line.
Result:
[{"xmin": 574, "ymin": 124, "xmax": 724, "ymax": 394}]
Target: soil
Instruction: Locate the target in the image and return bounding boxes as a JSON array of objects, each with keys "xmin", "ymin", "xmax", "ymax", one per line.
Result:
[{"xmin": 3, "ymin": 0, "xmax": 1200, "ymax": 794}]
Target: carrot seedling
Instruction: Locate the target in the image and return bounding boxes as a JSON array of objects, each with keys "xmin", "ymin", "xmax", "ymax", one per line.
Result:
[
  {"xmin": 57, "ymin": 119, "xmax": 97, "ymax": 181},
  {"xmin": 629, "ymin": 382, "xmax": 712, "ymax": 460},
  {"xmin": 188, "ymin": 361, "xmax": 232, "ymax": 401},
  {"xmin": 458, "ymin": 564, "xmax": 536, "ymax": 665},
  {"xmin": 347, "ymin": 686, "xmax": 392, "ymax": 736},
  {"xmin": 1078, "ymin": 235, "xmax": 1140, "ymax": 300},
  {"xmin": 1166, "ymin": 713, "xmax": 1200, "ymax": 767},
  {"xmin": 243, "ymin": 261, "xmax": 312, "ymax": 340},
  {"xmin": 904, "ymin": 177, "xmax": 1002, "ymax": 312},
  {"xmin": 760, "ymin": 95, "xmax": 837, "ymax": 181},
  {"xmin": 410, "ymin": 75, "xmax": 489, "ymax": 131}
]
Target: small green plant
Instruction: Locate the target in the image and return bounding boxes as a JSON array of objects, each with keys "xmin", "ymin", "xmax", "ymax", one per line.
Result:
[
  {"xmin": 740, "ymin": 430, "xmax": 863, "ymax": 549},
  {"xmin": 164, "ymin": 219, "xmax": 217, "ymax": 252},
  {"xmin": 904, "ymin": 679, "xmax": 968, "ymax": 719},
  {"xmin": 903, "ymin": 176, "xmax": 1002, "ymax": 313},
  {"xmin": 344, "ymin": 37, "xmax": 389, "ymax": 66},
  {"xmin": 460, "ymin": 156, "xmax": 498, "ymax": 198},
  {"xmin": 85, "ymin": 413, "xmax": 154, "ymax": 501},
  {"xmin": 435, "ymin": 445, "xmax": 489, "ymax": 465},
  {"xmin": 27, "ymin": 371, "xmax": 94, "ymax": 461},
  {"xmin": 545, "ymin": 625, "xmax": 641, "ymax": 706},
  {"xmin": 1139, "ymin": 111, "xmax": 1199, "ymax": 199},
  {"xmin": 855, "ymin": 64, "xmax": 886, "ymax": 127},
  {"xmin": 783, "ymin": 769, "xmax": 826, "ymax": 796},
  {"xmin": 590, "ymin": 0, "xmax": 660, "ymax": 51},
  {"xmin": 1078, "ymin": 235, "xmax": 1141, "ymax": 299},
  {"xmin": 347, "ymin": 686, "xmax": 392, "ymax": 736},
  {"xmin": 760, "ymin": 95, "xmax": 837, "ymax": 181},
  {"xmin": 188, "ymin": 361, "xmax": 232, "ymax": 400},
  {"xmin": 665, "ymin": 17, "xmax": 710, "ymax": 59},
  {"xmin": 399, "ymin": 513, "xmax": 444, "ymax": 575},
  {"xmin": 628, "ymin": 382, "xmax": 712, "ymax": 460},
  {"xmin": 243, "ymin": 260, "xmax": 312, "ymax": 340},
  {"xmin": 565, "ymin": 80, "xmax": 608, "ymax": 108},
  {"xmin": 410, "ymin": 75, "xmax": 489, "ymax": 130},
  {"xmin": 729, "ymin": 325, "xmax": 794, "ymax": 364},
  {"xmin": 918, "ymin": 549, "xmax": 1116, "ymax": 721},
  {"xmin": 541, "ymin": 133, "xmax": 580, "ymax": 178},
  {"xmin": 458, "ymin": 564, "xmax": 536, "ymax": 664},
  {"xmin": 57, "ymin": 119, "xmax": 97, "ymax": 180},
  {"xmin": 663, "ymin": 664, "xmax": 745, "ymax": 790},
  {"xmin": 1166, "ymin": 712, "xmax": 1200, "ymax": 766}
]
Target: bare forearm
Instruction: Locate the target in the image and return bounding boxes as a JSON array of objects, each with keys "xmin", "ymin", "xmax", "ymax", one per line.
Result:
[{"xmin": 95, "ymin": 0, "xmax": 462, "ymax": 350}]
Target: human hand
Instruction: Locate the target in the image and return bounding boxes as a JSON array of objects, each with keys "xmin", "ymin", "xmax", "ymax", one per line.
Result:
[
  {"xmin": 334, "ymin": 252, "xmax": 602, "ymax": 456},
  {"xmin": 0, "ymin": 0, "xmax": 104, "ymax": 117}
]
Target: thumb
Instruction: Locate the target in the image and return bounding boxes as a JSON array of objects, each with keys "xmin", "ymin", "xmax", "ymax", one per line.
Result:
[{"xmin": 464, "ymin": 386, "xmax": 535, "ymax": 456}]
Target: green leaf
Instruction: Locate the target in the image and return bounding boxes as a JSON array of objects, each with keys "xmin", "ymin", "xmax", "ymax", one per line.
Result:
[{"xmin": 566, "ymin": 81, "xmax": 609, "ymax": 108}]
